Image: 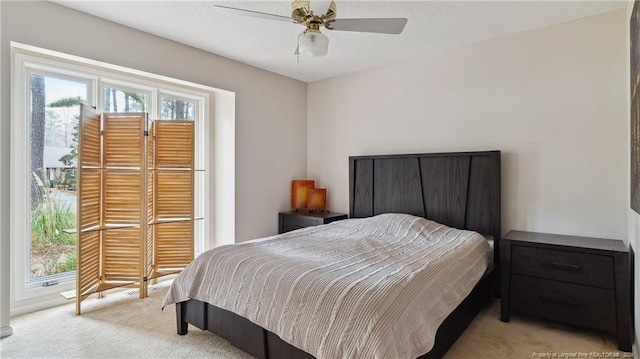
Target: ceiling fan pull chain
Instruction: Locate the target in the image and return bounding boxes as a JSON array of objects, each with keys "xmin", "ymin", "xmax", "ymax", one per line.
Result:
[{"xmin": 296, "ymin": 32, "xmax": 302, "ymax": 63}]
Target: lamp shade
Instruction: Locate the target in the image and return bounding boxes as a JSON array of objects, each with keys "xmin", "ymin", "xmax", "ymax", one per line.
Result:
[
  {"xmin": 299, "ymin": 30, "xmax": 329, "ymax": 57},
  {"xmin": 291, "ymin": 180, "xmax": 315, "ymax": 209},
  {"xmin": 307, "ymin": 188, "xmax": 327, "ymax": 212}
]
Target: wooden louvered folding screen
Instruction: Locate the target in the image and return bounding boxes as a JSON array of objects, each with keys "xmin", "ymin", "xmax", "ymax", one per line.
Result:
[
  {"xmin": 76, "ymin": 105, "xmax": 194, "ymax": 314},
  {"xmin": 149, "ymin": 121, "xmax": 194, "ymax": 278}
]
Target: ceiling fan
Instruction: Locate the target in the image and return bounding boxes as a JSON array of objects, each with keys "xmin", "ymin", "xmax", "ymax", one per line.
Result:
[{"xmin": 214, "ymin": 0, "xmax": 408, "ymax": 57}]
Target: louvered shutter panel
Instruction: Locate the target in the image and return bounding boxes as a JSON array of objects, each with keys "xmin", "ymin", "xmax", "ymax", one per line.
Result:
[
  {"xmin": 76, "ymin": 105, "xmax": 102, "ymax": 314},
  {"xmin": 151, "ymin": 120, "xmax": 194, "ymax": 274}
]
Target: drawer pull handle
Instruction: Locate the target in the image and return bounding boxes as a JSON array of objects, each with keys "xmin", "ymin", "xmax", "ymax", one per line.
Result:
[
  {"xmin": 539, "ymin": 296, "xmax": 582, "ymax": 308},
  {"xmin": 540, "ymin": 261, "xmax": 581, "ymax": 271}
]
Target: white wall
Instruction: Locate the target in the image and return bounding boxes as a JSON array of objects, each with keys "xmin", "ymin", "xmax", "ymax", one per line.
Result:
[
  {"xmin": 1, "ymin": 1, "xmax": 307, "ymax": 313},
  {"xmin": 308, "ymin": 10, "xmax": 628, "ymax": 242}
]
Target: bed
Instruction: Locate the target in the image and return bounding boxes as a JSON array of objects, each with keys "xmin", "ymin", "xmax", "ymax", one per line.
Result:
[{"xmin": 164, "ymin": 150, "xmax": 501, "ymax": 359}]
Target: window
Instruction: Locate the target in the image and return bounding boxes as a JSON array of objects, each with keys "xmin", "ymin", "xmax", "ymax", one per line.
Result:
[
  {"xmin": 160, "ymin": 95, "xmax": 195, "ymax": 120},
  {"xmin": 29, "ymin": 72, "xmax": 89, "ymax": 283},
  {"xmin": 103, "ymin": 86, "xmax": 148, "ymax": 113},
  {"xmin": 12, "ymin": 48, "xmax": 211, "ymax": 301}
]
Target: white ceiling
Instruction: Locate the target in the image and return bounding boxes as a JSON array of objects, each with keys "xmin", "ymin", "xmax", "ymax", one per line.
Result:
[{"xmin": 53, "ymin": 1, "xmax": 627, "ymax": 83}]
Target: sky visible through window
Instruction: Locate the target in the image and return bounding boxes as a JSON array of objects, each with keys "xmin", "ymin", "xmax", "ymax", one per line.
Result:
[{"xmin": 41, "ymin": 76, "xmax": 86, "ymax": 148}]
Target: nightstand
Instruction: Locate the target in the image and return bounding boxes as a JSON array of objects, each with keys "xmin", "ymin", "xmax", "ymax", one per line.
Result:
[
  {"xmin": 278, "ymin": 211, "xmax": 348, "ymax": 234},
  {"xmin": 500, "ymin": 230, "xmax": 631, "ymax": 351}
]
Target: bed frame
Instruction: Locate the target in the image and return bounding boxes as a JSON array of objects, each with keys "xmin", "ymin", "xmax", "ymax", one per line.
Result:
[{"xmin": 175, "ymin": 150, "xmax": 501, "ymax": 359}]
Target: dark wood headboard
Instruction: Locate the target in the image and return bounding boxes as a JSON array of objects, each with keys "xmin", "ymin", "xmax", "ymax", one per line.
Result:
[{"xmin": 349, "ymin": 150, "xmax": 501, "ymax": 264}]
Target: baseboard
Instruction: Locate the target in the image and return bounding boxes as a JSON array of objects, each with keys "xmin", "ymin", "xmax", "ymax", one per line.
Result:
[
  {"xmin": 633, "ymin": 342, "xmax": 638, "ymax": 359},
  {"xmin": 0, "ymin": 325, "xmax": 13, "ymax": 338},
  {"xmin": 10, "ymin": 296, "xmax": 67, "ymax": 317}
]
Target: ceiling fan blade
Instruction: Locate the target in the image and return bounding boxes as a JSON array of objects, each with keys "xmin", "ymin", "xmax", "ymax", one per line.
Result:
[
  {"xmin": 330, "ymin": 18, "xmax": 408, "ymax": 34},
  {"xmin": 213, "ymin": 5, "xmax": 292, "ymax": 23},
  {"xmin": 309, "ymin": 0, "xmax": 332, "ymax": 16}
]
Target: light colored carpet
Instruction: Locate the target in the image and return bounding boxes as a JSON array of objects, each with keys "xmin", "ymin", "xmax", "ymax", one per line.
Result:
[
  {"xmin": 443, "ymin": 298, "xmax": 627, "ymax": 358},
  {"xmin": 0, "ymin": 281, "xmax": 628, "ymax": 359}
]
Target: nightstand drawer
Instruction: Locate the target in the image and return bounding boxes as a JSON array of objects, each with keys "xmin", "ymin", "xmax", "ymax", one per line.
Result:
[
  {"xmin": 511, "ymin": 245, "xmax": 614, "ymax": 289},
  {"xmin": 279, "ymin": 211, "xmax": 348, "ymax": 234},
  {"xmin": 511, "ymin": 275, "xmax": 616, "ymax": 332},
  {"xmin": 281, "ymin": 215, "xmax": 320, "ymax": 233}
]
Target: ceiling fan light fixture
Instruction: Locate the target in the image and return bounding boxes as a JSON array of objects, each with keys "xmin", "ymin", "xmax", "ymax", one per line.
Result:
[
  {"xmin": 215, "ymin": 1, "xmax": 407, "ymax": 59},
  {"xmin": 299, "ymin": 30, "xmax": 329, "ymax": 57}
]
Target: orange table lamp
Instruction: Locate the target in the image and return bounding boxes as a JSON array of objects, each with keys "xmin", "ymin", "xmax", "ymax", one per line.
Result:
[{"xmin": 291, "ymin": 180, "xmax": 315, "ymax": 209}]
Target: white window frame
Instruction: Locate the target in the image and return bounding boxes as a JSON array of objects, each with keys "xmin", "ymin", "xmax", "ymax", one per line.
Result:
[
  {"xmin": 12, "ymin": 54, "xmax": 98, "ymax": 299},
  {"xmin": 11, "ymin": 48, "xmax": 212, "ymax": 301}
]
